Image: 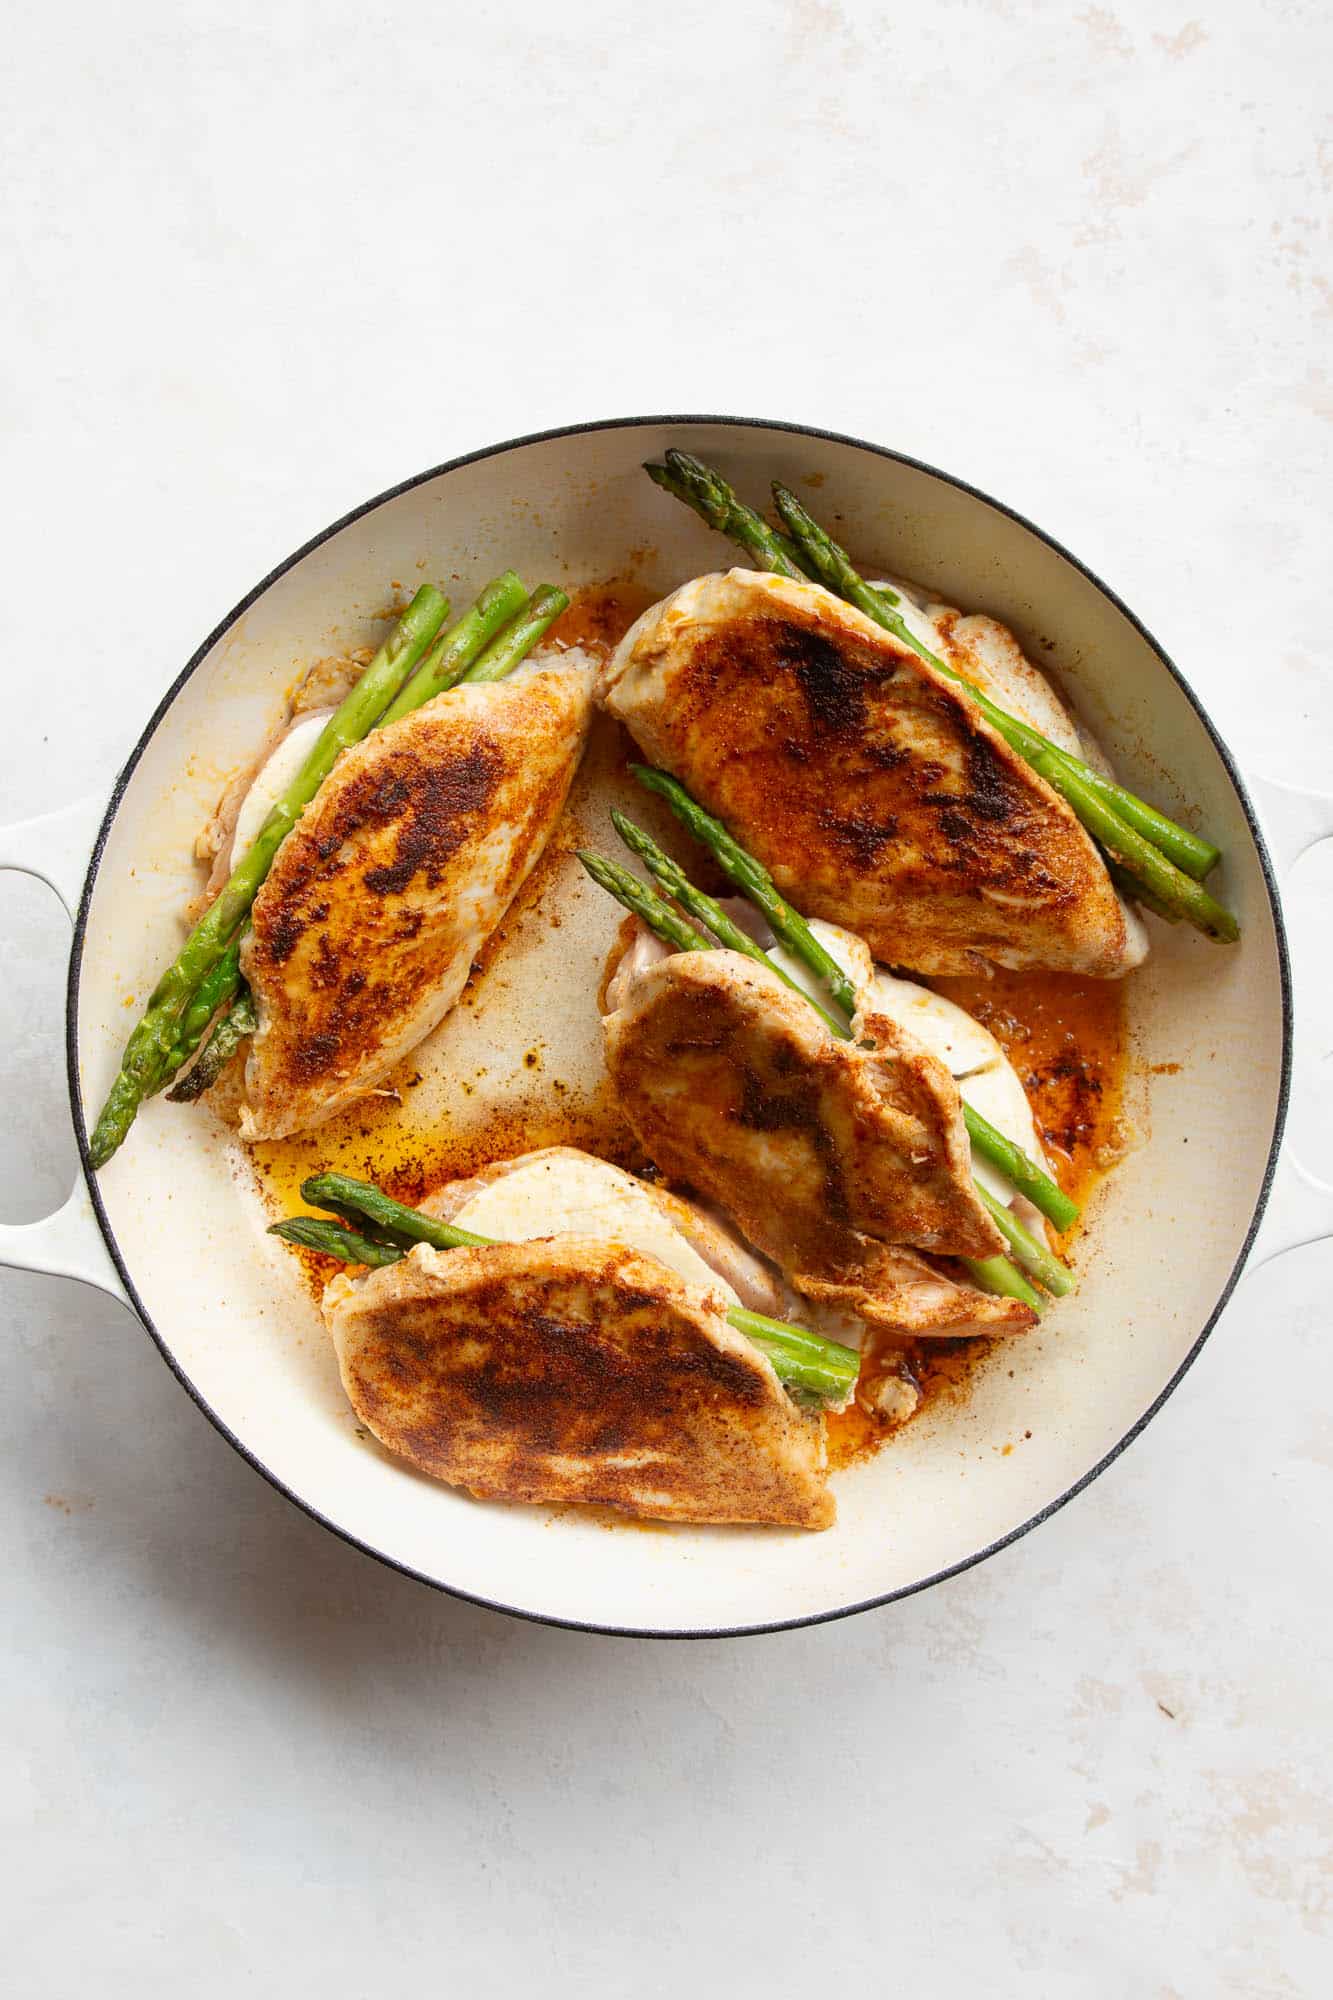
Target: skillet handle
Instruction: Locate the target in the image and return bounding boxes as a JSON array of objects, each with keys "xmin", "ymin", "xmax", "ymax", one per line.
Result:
[
  {"xmin": 1245, "ymin": 774, "xmax": 1333, "ymax": 1270},
  {"xmin": 0, "ymin": 795, "xmax": 130, "ymax": 1306},
  {"xmin": 0, "ymin": 793, "xmax": 106, "ymax": 915}
]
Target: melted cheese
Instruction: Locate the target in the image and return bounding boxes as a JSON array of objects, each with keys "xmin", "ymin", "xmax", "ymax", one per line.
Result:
[
  {"xmin": 451, "ymin": 1153, "xmax": 740, "ymax": 1304},
  {"xmin": 229, "ymin": 709, "xmax": 332, "ymax": 868}
]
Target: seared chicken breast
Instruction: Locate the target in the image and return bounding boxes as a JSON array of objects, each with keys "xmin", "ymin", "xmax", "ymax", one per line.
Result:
[
  {"xmin": 602, "ymin": 945, "xmax": 1010, "ymax": 1271},
  {"xmin": 788, "ymin": 1240, "xmax": 1030, "ymax": 1336},
  {"xmin": 604, "ymin": 919, "xmax": 1039, "ymax": 1344},
  {"xmin": 239, "ymin": 654, "xmax": 593, "ymax": 1139},
  {"xmin": 324, "ymin": 1235, "xmax": 833, "ymax": 1529},
  {"xmin": 761, "ymin": 907, "xmax": 1055, "ymax": 1224},
  {"xmin": 600, "ymin": 569, "xmax": 1146, "ymax": 978}
]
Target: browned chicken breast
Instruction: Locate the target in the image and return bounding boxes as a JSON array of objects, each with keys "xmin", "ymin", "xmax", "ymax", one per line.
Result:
[
  {"xmin": 239, "ymin": 656, "xmax": 593, "ymax": 1139},
  {"xmin": 323, "ymin": 1236, "xmax": 833, "ymax": 1529},
  {"xmin": 602, "ymin": 945, "xmax": 1011, "ymax": 1275},
  {"xmin": 793, "ymin": 1240, "xmax": 1032, "ymax": 1337},
  {"xmin": 600, "ymin": 936, "xmax": 1024, "ymax": 1344},
  {"xmin": 599, "ymin": 569, "xmax": 1146, "ymax": 978}
]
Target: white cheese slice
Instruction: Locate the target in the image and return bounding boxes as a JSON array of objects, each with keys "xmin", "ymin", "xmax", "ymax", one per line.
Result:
[
  {"xmin": 862, "ymin": 972, "xmax": 998, "ymax": 1077},
  {"xmin": 954, "ymin": 1060, "xmax": 1047, "ymax": 1205},
  {"xmin": 866, "ymin": 576, "xmax": 945, "ymax": 658},
  {"xmin": 868, "ymin": 970, "xmax": 1048, "ymax": 1205},
  {"xmin": 451, "ymin": 1152, "xmax": 739, "ymax": 1305},
  {"xmin": 764, "ymin": 915, "xmax": 873, "ymax": 1008},
  {"xmin": 228, "ymin": 709, "xmax": 333, "ymax": 869}
]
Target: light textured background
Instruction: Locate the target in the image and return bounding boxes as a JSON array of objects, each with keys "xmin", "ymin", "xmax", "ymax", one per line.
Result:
[{"xmin": 3, "ymin": 2, "xmax": 1331, "ymax": 1993}]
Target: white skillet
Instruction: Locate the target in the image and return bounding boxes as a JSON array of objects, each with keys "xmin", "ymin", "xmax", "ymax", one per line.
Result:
[{"xmin": 2, "ymin": 417, "xmax": 1330, "ymax": 1638}]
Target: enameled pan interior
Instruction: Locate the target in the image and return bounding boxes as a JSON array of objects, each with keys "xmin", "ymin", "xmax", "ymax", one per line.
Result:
[{"xmin": 70, "ymin": 420, "xmax": 1287, "ymax": 1635}]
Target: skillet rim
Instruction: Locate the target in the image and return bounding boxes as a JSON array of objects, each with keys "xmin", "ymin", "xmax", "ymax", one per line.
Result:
[{"xmin": 63, "ymin": 412, "xmax": 1294, "ymax": 1640}]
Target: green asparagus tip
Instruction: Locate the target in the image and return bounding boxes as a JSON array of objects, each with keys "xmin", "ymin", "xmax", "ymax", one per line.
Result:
[{"xmin": 269, "ymin": 1215, "xmax": 403, "ymax": 1268}]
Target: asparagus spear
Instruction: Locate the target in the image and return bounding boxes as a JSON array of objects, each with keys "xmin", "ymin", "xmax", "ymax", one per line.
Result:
[
  {"xmin": 279, "ymin": 1174, "xmax": 861, "ymax": 1403},
  {"xmin": 579, "ymin": 848, "xmax": 1062, "ymax": 1303},
  {"xmin": 300, "ymin": 1172, "xmax": 490, "ymax": 1248},
  {"xmin": 153, "ymin": 932, "xmax": 245, "ymax": 1093},
  {"xmin": 631, "ymin": 764, "xmax": 1077, "ymax": 1234},
  {"xmin": 645, "ymin": 452, "xmax": 804, "ymax": 578},
  {"xmin": 271, "ymin": 1216, "xmax": 404, "ymax": 1269},
  {"xmin": 961, "ymin": 1253, "xmax": 1044, "ymax": 1313},
  {"xmin": 963, "ymin": 1109, "xmax": 1078, "ymax": 1235},
  {"xmin": 1109, "ymin": 863, "xmax": 1180, "ymax": 925},
  {"xmin": 379, "ymin": 570, "xmax": 528, "ymax": 724},
  {"xmin": 631, "ymin": 764, "xmax": 861, "ymax": 1018},
  {"xmin": 579, "ymin": 850, "xmax": 713, "ymax": 952},
  {"xmin": 90, "ymin": 584, "xmax": 451, "ymax": 1167},
  {"xmin": 608, "ymin": 809, "xmax": 850, "ymax": 1039},
  {"xmin": 642, "ymin": 453, "xmax": 1224, "ymax": 884},
  {"xmin": 769, "ymin": 484, "xmax": 1236, "ymax": 932},
  {"xmin": 976, "ymin": 1186, "xmax": 1075, "ymax": 1298},
  {"xmin": 165, "ymin": 988, "xmax": 258, "ymax": 1102},
  {"xmin": 459, "ymin": 584, "xmax": 569, "ymax": 683}
]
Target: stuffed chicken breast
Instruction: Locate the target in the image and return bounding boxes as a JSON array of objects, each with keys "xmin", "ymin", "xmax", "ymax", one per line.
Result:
[
  {"xmin": 321, "ymin": 1149, "xmax": 835, "ymax": 1529},
  {"xmin": 599, "ymin": 569, "xmax": 1147, "ymax": 979},
  {"xmin": 238, "ymin": 654, "xmax": 594, "ymax": 1139},
  {"xmin": 601, "ymin": 941, "xmax": 1041, "ymax": 1346}
]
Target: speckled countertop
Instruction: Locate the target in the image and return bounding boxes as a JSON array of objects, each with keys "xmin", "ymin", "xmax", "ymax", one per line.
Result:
[{"xmin": 3, "ymin": 3, "xmax": 1330, "ymax": 1993}]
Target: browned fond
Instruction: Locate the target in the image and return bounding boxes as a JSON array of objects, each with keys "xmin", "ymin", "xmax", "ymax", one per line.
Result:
[{"xmin": 324, "ymin": 1236, "xmax": 833, "ymax": 1529}]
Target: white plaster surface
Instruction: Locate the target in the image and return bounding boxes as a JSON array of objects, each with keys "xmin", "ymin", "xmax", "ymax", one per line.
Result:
[{"xmin": 2, "ymin": 2, "xmax": 1330, "ymax": 1992}]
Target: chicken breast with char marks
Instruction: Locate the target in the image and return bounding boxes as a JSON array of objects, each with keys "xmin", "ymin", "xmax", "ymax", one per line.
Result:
[
  {"xmin": 613, "ymin": 908, "xmax": 1045, "ymax": 1345},
  {"xmin": 602, "ymin": 946, "xmax": 1016, "ymax": 1293},
  {"xmin": 600, "ymin": 569, "xmax": 1146, "ymax": 978},
  {"xmin": 240, "ymin": 654, "xmax": 593, "ymax": 1139},
  {"xmin": 323, "ymin": 1235, "xmax": 833, "ymax": 1530}
]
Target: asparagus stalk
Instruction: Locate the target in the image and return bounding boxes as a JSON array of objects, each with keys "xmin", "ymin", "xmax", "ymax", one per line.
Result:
[
  {"xmin": 272, "ymin": 1216, "xmax": 404, "ymax": 1269},
  {"xmin": 631, "ymin": 764, "xmax": 1077, "ymax": 1234},
  {"xmin": 379, "ymin": 571, "xmax": 529, "ymax": 724},
  {"xmin": 961, "ymin": 1254, "xmax": 1045, "ymax": 1313},
  {"xmin": 642, "ymin": 453, "xmax": 1224, "ymax": 884},
  {"xmin": 579, "ymin": 847, "xmax": 1062, "ymax": 1304},
  {"xmin": 770, "ymin": 484, "xmax": 1236, "ymax": 932},
  {"xmin": 1109, "ymin": 862, "xmax": 1180, "ymax": 925},
  {"xmin": 90, "ymin": 584, "xmax": 451, "ymax": 1167},
  {"xmin": 165, "ymin": 988, "xmax": 258, "ymax": 1102},
  {"xmin": 459, "ymin": 584, "xmax": 569, "ymax": 683},
  {"xmin": 976, "ymin": 1185, "xmax": 1075, "ymax": 1298},
  {"xmin": 962, "ymin": 1108, "xmax": 1078, "ymax": 1234},
  {"xmin": 578, "ymin": 850, "xmax": 713, "ymax": 952},
  {"xmin": 153, "ymin": 932, "xmax": 245, "ymax": 1093},
  {"xmin": 609, "ymin": 810, "xmax": 850, "ymax": 1039},
  {"xmin": 645, "ymin": 452, "xmax": 804, "ymax": 578},
  {"xmin": 631, "ymin": 765, "xmax": 861, "ymax": 1019},
  {"xmin": 300, "ymin": 1172, "xmax": 490, "ymax": 1248},
  {"xmin": 280, "ymin": 1174, "xmax": 861, "ymax": 1402}
]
